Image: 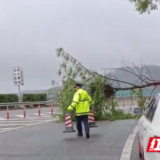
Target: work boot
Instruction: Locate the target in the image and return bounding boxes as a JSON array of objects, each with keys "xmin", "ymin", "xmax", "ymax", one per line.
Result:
[
  {"xmin": 77, "ymin": 134, "xmax": 83, "ymax": 137},
  {"xmin": 86, "ymin": 133, "xmax": 90, "ymax": 139}
]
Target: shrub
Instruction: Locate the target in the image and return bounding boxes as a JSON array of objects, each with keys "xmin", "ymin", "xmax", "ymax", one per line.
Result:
[
  {"xmin": 0, "ymin": 94, "xmax": 18, "ymax": 103},
  {"xmin": 22, "ymin": 93, "xmax": 47, "ymax": 102}
]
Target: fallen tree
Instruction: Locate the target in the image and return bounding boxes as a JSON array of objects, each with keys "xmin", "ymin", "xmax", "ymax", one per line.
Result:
[{"xmin": 53, "ymin": 48, "xmax": 159, "ymax": 121}]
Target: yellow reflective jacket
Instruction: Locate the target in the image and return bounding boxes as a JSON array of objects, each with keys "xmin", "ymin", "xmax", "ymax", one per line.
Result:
[{"xmin": 67, "ymin": 89, "xmax": 92, "ymax": 116}]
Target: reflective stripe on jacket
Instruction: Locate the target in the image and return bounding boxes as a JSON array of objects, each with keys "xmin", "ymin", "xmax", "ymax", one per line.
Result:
[{"xmin": 68, "ymin": 89, "xmax": 92, "ymax": 116}]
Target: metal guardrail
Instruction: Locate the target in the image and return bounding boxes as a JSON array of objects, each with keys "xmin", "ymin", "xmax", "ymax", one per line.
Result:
[{"xmin": 0, "ymin": 99, "xmax": 57, "ymax": 107}]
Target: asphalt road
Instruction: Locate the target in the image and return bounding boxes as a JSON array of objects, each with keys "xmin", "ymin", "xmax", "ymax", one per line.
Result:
[
  {"xmin": 0, "ymin": 119, "xmax": 138, "ymax": 160},
  {"xmin": 131, "ymin": 134, "xmax": 141, "ymax": 160}
]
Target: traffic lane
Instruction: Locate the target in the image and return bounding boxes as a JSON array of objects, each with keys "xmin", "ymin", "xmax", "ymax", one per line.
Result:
[
  {"xmin": 0, "ymin": 107, "xmax": 60, "ymax": 116},
  {"xmin": 0, "ymin": 118, "xmax": 55, "ymax": 134},
  {"xmin": 0, "ymin": 119, "xmax": 138, "ymax": 160},
  {"xmin": 130, "ymin": 134, "xmax": 141, "ymax": 160}
]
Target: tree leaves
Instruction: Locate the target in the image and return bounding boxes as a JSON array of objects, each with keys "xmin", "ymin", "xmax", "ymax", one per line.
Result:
[
  {"xmin": 61, "ymin": 62, "xmax": 67, "ymax": 71},
  {"xmin": 56, "ymin": 48, "xmax": 63, "ymax": 57},
  {"xmin": 57, "ymin": 70, "xmax": 61, "ymax": 76},
  {"xmin": 51, "ymin": 80, "xmax": 55, "ymax": 86},
  {"xmin": 129, "ymin": 0, "xmax": 159, "ymax": 14}
]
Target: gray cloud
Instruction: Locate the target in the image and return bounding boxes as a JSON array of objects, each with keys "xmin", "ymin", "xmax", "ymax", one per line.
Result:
[{"xmin": 0, "ymin": 0, "xmax": 160, "ymax": 93}]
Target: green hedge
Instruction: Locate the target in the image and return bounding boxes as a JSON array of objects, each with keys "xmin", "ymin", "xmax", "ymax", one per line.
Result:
[
  {"xmin": 22, "ymin": 93, "xmax": 47, "ymax": 102},
  {"xmin": 0, "ymin": 94, "xmax": 18, "ymax": 103},
  {"xmin": 0, "ymin": 93, "xmax": 47, "ymax": 103}
]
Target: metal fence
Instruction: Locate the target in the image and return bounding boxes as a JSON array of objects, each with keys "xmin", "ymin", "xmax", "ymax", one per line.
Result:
[
  {"xmin": 0, "ymin": 99, "xmax": 57, "ymax": 108},
  {"xmin": 115, "ymin": 90, "xmax": 160, "ymax": 97}
]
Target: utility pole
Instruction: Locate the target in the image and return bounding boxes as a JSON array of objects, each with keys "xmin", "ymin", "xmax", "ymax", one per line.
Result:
[{"xmin": 18, "ymin": 85, "xmax": 21, "ymax": 102}]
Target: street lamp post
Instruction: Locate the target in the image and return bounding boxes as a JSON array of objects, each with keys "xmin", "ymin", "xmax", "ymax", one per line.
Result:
[{"xmin": 12, "ymin": 66, "xmax": 24, "ymax": 102}]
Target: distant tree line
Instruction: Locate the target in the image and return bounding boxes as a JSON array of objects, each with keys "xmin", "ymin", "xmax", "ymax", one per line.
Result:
[{"xmin": 0, "ymin": 93, "xmax": 47, "ymax": 103}]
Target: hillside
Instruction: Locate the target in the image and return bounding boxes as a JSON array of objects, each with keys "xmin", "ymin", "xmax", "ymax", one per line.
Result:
[
  {"xmin": 18, "ymin": 65, "xmax": 160, "ymax": 94},
  {"xmin": 20, "ymin": 86, "xmax": 62, "ymax": 95},
  {"xmin": 107, "ymin": 65, "xmax": 160, "ymax": 89}
]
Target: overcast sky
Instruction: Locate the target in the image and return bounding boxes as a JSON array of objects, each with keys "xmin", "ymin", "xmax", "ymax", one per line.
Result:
[{"xmin": 0, "ymin": 0, "xmax": 160, "ymax": 93}]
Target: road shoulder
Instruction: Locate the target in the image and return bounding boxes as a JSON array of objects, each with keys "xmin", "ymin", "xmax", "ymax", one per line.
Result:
[{"xmin": 130, "ymin": 133, "xmax": 141, "ymax": 160}]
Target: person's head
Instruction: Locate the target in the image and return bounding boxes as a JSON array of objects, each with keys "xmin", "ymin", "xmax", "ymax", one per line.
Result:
[{"xmin": 75, "ymin": 83, "xmax": 82, "ymax": 91}]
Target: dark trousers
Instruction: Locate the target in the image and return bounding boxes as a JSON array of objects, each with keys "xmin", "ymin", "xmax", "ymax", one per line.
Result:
[{"xmin": 76, "ymin": 115, "xmax": 89, "ymax": 135}]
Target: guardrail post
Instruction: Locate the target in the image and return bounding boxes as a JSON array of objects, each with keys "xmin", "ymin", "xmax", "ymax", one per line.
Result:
[
  {"xmin": 6, "ymin": 107, "xmax": 9, "ymax": 119},
  {"xmin": 51, "ymin": 105, "xmax": 53, "ymax": 116},
  {"xmin": 23, "ymin": 106, "xmax": 26, "ymax": 118},
  {"xmin": 38, "ymin": 105, "xmax": 41, "ymax": 116}
]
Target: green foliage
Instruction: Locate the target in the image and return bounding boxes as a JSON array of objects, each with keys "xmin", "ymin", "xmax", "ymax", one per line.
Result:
[
  {"xmin": 54, "ymin": 48, "xmax": 139, "ymax": 121},
  {"xmin": 56, "ymin": 79, "xmax": 76, "ymax": 122},
  {"xmin": 129, "ymin": 0, "xmax": 159, "ymax": 14},
  {"xmin": 22, "ymin": 94, "xmax": 47, "ymax": 102},
  {"xmin": 0, "ymin": 94, "xmax": 18, "ymax": 103},
  {"xmin": 132, "ymin": 89, "xmax": 146, "ymax": 108},
  {"xmin": 89, "ymin": 76, "xmax": 107, "ymax": 120},
  {"xmin": 108, "ymin": 110, "xmax": 141, "ymax": 121}
]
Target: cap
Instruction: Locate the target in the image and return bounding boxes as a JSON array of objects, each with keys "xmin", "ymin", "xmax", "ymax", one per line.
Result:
[{"xmin": 75, "ymin": 83, "xmax": 82, "ymax": 88}]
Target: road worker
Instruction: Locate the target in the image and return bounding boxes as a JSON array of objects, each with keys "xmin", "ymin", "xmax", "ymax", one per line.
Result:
[{"xmin": 67, "ymin": 83, "xmax": 92, "ymax": 138}]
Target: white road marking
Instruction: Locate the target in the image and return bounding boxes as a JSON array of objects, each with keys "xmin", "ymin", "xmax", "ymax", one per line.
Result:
[
  {"xmin": 0, "ymin": 110, "xmax": 59, "ymax": 126},
  {"xmin": 0, "ymin": 120, "xmax": 45, "ymax": 123},
  {"xmin": 43, "ymin": 115, "xmax": 52, "ymax": 117},
  {"xmin": 0, "ymin": 119, "xmax": 55, "ymax": 134},
  {"xmin": 0, "ymin": 123, "xmax": 30, "ymax": 126},
  {"xmin": 46, "ymin": 111, "xmax": 60, "ymax": 114},
  {"xmin": 0, "ymin": 114, "xmax": 53, "ymax": 120},
  {"xmin": 45, "ymin": 112, "xmax": 52, "ymax": 114},
  {"xmin": 0, "ymin": 128, "xmax": 10, "ymax": 130},
  {"xmin": 33, "ymin": 113, "xmax": 45, "ymax": 116},
  {"xmin": 31, "ymin": 115, "xmax": 52, "ymax": 118},
  {"xmin": 0, "ymin": 117, "xmax": 6, "ymax": 120},
  {"xmin": 15, "ymin": 115, "xmax": 29, "ymax": 118},
  {"xmin": 120, "ymin": 125, "xmax": 138, "ymax": 160},
  {"xmin": 27, "ymin": 117, "xmax": 52, "ymax": 120},
  {"xmin": 0, "ymin": 111, "xmax": 58, "ymax": 133}
]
